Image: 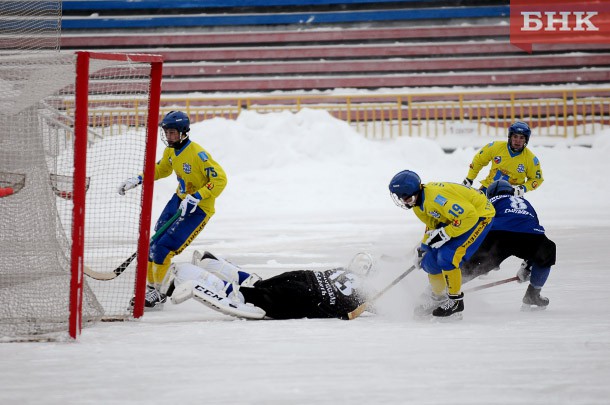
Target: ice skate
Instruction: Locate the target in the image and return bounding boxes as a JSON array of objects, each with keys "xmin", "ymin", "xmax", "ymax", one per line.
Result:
[
  {"xmin": 129, "ymin": 285, "xmax": 167, "ymax": 311},
  {"xmin": 144, "ymin": 285, "xmax": 167, "ymax": 310},
  {"xmin": 521, "ymin": 284, "xmax": 549, "ymax": 311},
  {"xmin": 432, "ymin": 292, "xmax": 464, "ymax": 320}
]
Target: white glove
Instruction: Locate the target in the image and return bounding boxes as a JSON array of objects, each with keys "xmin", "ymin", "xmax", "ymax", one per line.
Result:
[
  {"xmin": 513, "ymin": 185, "xmax": 526, "ymax": 197},
  {"xmin": 179, "ymin": 194, "xmax": 200, "ymax": 216},
  {"xmin": 462, "ymin": 178, "xmax": 473, "ymax": 187},
  {"xmin": 118, "ymin": 176, "xmax": 141, "ymax": 195},
  {"xmin": 424, "ymin": 228, "xmax": 450, "ymax": 249},
  {"xmin": 516, "ymin": 260, "xmax": 531, "ymax": 283}
]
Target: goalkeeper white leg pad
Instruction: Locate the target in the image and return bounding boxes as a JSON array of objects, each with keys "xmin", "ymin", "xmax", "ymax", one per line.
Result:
[
  {"xmin": 192, "ymin": 250, "xmax": 236, "ymax": 279},
  {"xmin": 191, "ymin": 249, "xmax": 207, "ymax": 264},
  {"xmin": 171, "ymin": 280, "xmax": 195, "ymax": 305},
  {"xmin": 171, "ymin": 272, "xmax": 230, "ymax": 306},
  {"xmin": 171, "ymin": 263, "xmax": 226, "ymax": 304},
  {"xmin": 192, "ymin": 282, "xmax": 266, "ymax": 320},
  {"xmin": 192, "ymin": 251, "xmax": 261, "ymax": 287}
]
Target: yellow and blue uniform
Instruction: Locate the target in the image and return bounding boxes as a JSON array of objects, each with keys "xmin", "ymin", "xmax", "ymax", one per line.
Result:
[
  {"xmin": 146, "ymin": 139, "xmax": 227, "ymax": 286},
  {"xmin": 415, "ymin": 182, "xmax": 495, "ymax": 295},
  {"xmin": 466, "ymin": 141, "xmax": 543, "ymax": 192}
]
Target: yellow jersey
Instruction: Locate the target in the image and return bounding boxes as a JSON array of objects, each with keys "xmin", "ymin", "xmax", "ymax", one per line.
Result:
[
  {"xmin": 466, "ymin": 141, "xmax": 543, "ymax": 192},
  {"xmin": 413, "ymin": 182, "xmax": 495, "ymax": 238},
  {"xmin": 154, "ymin": 140, "xmax": 227, "ymax": 216}
]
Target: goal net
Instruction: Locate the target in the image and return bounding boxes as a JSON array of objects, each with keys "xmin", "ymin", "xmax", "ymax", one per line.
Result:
[
  {"xmin": 0, "ymin": 49, "xmax": 163, "ymax": 340},
  {"xmin": 0, "ymin": 0, "xmax": 61, "ymax": 53}
]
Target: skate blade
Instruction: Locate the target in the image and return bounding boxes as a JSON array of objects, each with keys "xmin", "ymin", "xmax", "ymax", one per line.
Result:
[
  {"xmin": 128, "ymin": 302, "xmax": 165, "ymax": 312},
  {"xmin": 143, "ymin": 301, "xmax": 166, "ymax": 312},
  {"xmin": 520, "ymin": 304, "xmax": 547, "ymax": 312},
  {"xmin": 432, "ymin": 312, "xmax": 463, "ymax": 322}
]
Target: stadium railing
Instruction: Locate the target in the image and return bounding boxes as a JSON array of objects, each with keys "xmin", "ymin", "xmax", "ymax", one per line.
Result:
[{"xmin": 65, "ymin": 88, "xmax": 610, "ymax": 140}]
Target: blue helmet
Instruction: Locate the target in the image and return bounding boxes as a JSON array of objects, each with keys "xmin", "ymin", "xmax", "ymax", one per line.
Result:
[
  {"xmin": 160, "ymin": 111, "xmax": 190, "ymax": 148},
  {"xmin": 508, "ymin": 121, "xmax": 531, "ymax": 144},
  {"xmin": 160, "ymin": 111, "xmax": 190, "ymax": 134},
  {"xmin": 486, "ymin": 180, "xmax": 514, "ymax": 198},
  {"xmin": 389, "ymin": 170, "xmax": 421, "ymax": 209}
]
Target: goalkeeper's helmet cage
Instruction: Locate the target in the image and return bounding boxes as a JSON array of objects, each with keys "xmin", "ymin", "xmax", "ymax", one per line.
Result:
[
  {"xmin": 160, "ymin": 111, "xmax": 190, "ymax": 134},
  {"xmin": 486, "ymin": 180, "xmax": 514, "ymax": 198},
  {"xmin": 389, "ymin": 170, "xmax": 421, "ymax": 209},
  {"xmin": 508, "ymin": 121, "xmax": 531, "ymax": 143}
]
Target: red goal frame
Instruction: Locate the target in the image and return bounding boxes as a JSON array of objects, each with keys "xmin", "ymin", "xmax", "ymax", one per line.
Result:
[{"xmin": 70, "ymin": 51, "xmax": 163, "ymax": 338}]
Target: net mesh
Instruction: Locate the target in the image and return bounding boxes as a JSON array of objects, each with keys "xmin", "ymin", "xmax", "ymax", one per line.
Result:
[
  {"xmin": 0, "ymin": 0, "xmax": 61, "ymax": 53},
  {"xmin": 75, "ymin": 58, "xmax": 155, "ymax": 319},
  {"xmin": 0, "ymin": 51, "xmax": 158, "ymax": 339},
  {"xmin": 0, "ymin": 52, "xmax": 104, "ymax": 339}
]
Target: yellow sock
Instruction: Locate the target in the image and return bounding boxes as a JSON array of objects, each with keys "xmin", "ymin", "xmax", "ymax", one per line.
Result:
[
  {"xmin": 148, "ymin": 260, "xmax": 171, "ymax": 290},
  {"xmin": 428, "ymin": 273, "xmax": 447, "ymax": 295},
  {"xmin": 442, "ymin": 268, "xmax": 462, "ymax": 295},
  {"xmin": 146, "ymin": 261, "xmax": 154, "ymax": 285}
]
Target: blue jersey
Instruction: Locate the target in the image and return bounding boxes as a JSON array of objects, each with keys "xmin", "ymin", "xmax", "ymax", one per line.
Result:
[{"xmin": 489, "ymin": 194, "xmax": 545, "ymax": 234}]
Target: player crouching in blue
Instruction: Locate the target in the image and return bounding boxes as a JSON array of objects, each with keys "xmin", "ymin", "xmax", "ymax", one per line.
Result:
[
  {"xmin": 389, "ymin": 170, "xmax": 495, "ymax": 320},
  {"xmin": 461, "ymin": 180, "xmax": 555, "ymax": 310}
]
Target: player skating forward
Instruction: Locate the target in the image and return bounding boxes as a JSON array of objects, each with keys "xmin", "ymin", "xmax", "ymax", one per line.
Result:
[
  {"xmin": 461, "ymin": 180, "xmax": 555, "ymax": 310},
  {"xmin": 118, "ymin": 111, "xmax": 227, "ymax": 309},
  {"xmin": 389, "ymin": 170, "xmax": 495, "ymax": 320},
  {"xmin": 462, "ymin": 121, "xmax": 544, "ymax": 196},
  {"xmin": 166, "ymin": 251, "xmax": 374, "ymax": 320}
]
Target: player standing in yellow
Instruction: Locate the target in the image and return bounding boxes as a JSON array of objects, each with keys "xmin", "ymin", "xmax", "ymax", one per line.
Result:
[
  {"xmin": 118, "ymin": 111, "xmax": 227, "ymax": 309},
  {"xmin": 462, "ymin": 121, "xmax": 543, "ymax": 196},
  {"xmin": 389, "ymin": 170, "xmax": 495, "ymax": 319}
]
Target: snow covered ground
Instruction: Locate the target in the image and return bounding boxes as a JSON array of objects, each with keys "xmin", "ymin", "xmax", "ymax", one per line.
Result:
[{"xmin": 2, "ymin": 109, "xmax": 609, "ymax": 404}]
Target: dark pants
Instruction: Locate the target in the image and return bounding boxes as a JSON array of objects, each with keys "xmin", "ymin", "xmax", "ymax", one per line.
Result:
[{"xmin": 461, "ymin": 230, "xmax": 556, "ymax": 284}]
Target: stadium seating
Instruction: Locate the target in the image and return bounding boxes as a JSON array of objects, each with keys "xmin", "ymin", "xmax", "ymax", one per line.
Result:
[{"xmin": 59, "ymin": 1, "xmax": 610, "ymax": 93}]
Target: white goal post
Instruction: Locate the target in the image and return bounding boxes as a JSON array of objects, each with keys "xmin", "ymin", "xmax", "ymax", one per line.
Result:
[{"xmin": 0, "ymin": 51, "xmax": 163, "ymax": 340}]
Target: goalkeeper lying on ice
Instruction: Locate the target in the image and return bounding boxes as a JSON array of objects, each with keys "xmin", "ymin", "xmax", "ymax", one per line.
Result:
[{"xmin": 161, "ymin": 251, "xmax": 375, "ymax": 320}]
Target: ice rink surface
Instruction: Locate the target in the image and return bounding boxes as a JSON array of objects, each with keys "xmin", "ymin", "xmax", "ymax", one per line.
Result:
[{"xmin": 2, "ymin": 110, "xmax": 609, "ymax": 404}]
